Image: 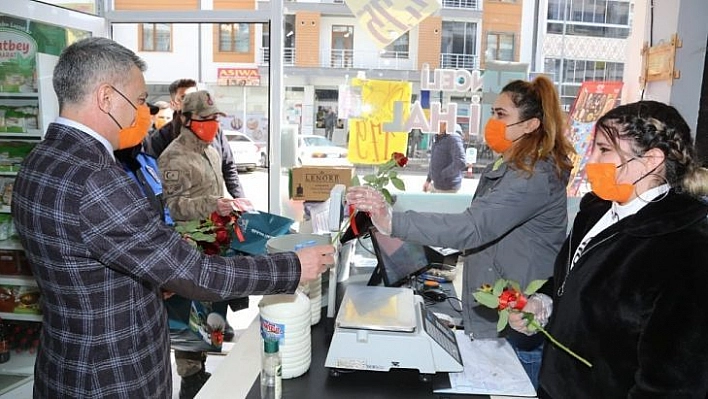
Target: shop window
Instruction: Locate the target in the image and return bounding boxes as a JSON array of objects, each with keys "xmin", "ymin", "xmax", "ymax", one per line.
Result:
[{"xmin": 140, "ymin": 23, "xmax": 172, "ymax": 52}]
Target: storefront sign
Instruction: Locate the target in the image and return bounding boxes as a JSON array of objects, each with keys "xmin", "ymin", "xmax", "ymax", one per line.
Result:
[
  {"xmin": 386, "ymin": 65, "xmax": 483, "ymax": 136},
  {"xmin": 217, "ymin": 67, "xmax": 260, "ymax": 86}
]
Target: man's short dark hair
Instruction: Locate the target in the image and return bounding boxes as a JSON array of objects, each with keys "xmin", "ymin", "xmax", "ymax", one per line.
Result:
[{"xmin": 168, "ymin": 78, "xmax": 197, "ymax": 98}]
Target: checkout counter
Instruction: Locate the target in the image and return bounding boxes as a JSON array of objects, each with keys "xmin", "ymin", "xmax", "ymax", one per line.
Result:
[{"xmin": 196, "ymin": 233, "xmax": 536, "ymax": 399}]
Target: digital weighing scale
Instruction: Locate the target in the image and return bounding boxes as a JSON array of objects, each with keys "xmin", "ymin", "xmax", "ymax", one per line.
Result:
[{"xmin": 324, "ymin": 285, "xmax": 463, "ymax": 381}]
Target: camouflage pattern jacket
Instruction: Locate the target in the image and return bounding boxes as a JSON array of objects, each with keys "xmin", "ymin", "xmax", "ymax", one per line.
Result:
[{"xmin": 158, "ymin": 127, "xmax": 225, "ymax": 221}]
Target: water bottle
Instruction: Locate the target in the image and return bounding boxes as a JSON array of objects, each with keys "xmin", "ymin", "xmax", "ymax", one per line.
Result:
[{"xmin": 260, "ymin": 339, "xmax": 282, "ymax": 399}]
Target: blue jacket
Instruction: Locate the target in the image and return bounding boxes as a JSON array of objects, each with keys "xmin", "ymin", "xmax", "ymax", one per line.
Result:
[{"xmin": 115, "ymin": 145, "xmax": 174, "ymax": 225}]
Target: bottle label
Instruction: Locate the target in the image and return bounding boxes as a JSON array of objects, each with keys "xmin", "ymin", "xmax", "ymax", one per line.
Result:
[
  {"xmin": 260, "ymin": 317, "xmax": 285, "ymax": 344},
  {"xmin": 275, "ymin": 364, "xmax": 282, "ymax": 399}
]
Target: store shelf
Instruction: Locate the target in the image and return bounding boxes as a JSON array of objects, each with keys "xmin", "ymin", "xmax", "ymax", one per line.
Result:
[
  {"xmin": 0, "ymin": 207, "xmax": 8, "ymax": 214},
  {"xmin": 0, "ymin": 350, "xmax": 35, "ymax": 376},
  {"xmin": 0, "ymin": 132, "xmax": 42, "ymax": 140},
  {"xmin": 0, "ymin": 276, "xmax": 35, "ymax": 288},
  {"xmin": 0, "ymin": 93, "xmax": 37, "ymax": 99},
  {"xmin": 0, "ymin": 240, "xmax": 22, "ymax": 251},
  {"xmin": 0, "ymin": 313, "xmax": 40, "ymax": 323},
  {"xmin": 0, "ymin": 172, "xmax": 16, "ymax": 177}
]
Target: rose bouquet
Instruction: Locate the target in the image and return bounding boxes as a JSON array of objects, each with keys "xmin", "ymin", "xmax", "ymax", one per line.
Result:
[
  {"xmin": 172, "ymin": 211, "xmax": 241, "ymax": 349},
  {"xmin": 472, "ymin": 278, "xmax": 592, "ymax": 368},
  {"xmin": 174, "ymin": 211, "xmax": 239, "ymax": 256}
]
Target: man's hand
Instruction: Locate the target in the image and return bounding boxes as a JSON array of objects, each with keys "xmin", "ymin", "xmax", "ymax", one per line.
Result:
[
  {"xmin": 231, "ymin": 198, "xmax": 255, "ymax": 212},
  {"xmin": 296, "ymin": 244, "xmax": 335, "ymax": 284},
  {"xmin": 423, "ymin": 180, "xmax": 432, "ymax": 192},
  {"xmin": 216, "ymin": 198, "xmax": 235, "ymax": 216}
]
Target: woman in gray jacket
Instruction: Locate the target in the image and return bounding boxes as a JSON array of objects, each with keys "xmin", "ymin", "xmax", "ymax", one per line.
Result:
[{"xmin": 346, "ymin": 75, "xmax": 575, "ymax": 389}]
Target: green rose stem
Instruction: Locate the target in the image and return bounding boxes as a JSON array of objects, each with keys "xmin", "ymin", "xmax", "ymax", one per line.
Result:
[{"xmin": 525, "ymin": 315, "xmax": 593, "ymax": 368}]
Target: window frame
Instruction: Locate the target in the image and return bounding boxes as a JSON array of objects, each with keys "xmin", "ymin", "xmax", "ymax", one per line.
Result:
[
  {"xmin": 486, "ymin": 31, "xmax": 515, "ymax": 61},
  {"xmin": 138, "ymin": 22, "xmax": 172, "ymax": 52}
]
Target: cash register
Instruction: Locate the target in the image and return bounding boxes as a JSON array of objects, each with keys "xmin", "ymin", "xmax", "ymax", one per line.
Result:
[{"xmin": 324, "ymin": 229, "xmax": 464, "ymax": 381}]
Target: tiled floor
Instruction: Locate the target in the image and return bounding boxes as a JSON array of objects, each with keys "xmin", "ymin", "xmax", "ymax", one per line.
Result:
[{"xmin": 170, "ymin": 296, "xmax": 262, "ymax": 399}]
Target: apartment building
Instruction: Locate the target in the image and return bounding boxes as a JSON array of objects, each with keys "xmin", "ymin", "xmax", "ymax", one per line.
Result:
[
  {"xmin": 109, "ymin": 0, "xmax": 529, "ymax": 146},
  {"xmin": 533, "ymin": 0, "xmax": 632, "ymax": 111}
]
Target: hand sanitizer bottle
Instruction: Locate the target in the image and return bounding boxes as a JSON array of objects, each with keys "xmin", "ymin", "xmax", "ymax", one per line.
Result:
[{"xmin": 260, "ymin": 339, "xmax": 282, "ymax": 399}]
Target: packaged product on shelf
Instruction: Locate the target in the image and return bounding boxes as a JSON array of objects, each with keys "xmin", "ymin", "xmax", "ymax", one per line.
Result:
[
  {"xmin": 12, "ymin": 286, "xmax": 41, "ymax": 315},
  {"xmin": 0, "ymin": 141, "xmax": 36, "ymax": 172},
  {"xmin": 19, "ymin": 106, "xmax": 38, "ymax": 130},
  {"xmin": 0, "ymin": 214, "xmax": 11, "ymax": 240},
  {"xmin": 4, "ymin": 108, "xmax": 24, "ymax": 133},
  {"xmin": 0, "ymin": 177, "xmax": 13, "ymax": 206},
  {"xmin": 5, "ymin": 320, "xmax": 41, "ymax": 354},
  {"xmin": 0, "ymin": 285, "xmax": 42, "ymax": 315},
  {"xmin": 0, "ymin": 286, "xmax": 14, "ymax": 312},
  {"xmin": 0, "ymin": 250, "xmax": 20, "ymax": 274}
]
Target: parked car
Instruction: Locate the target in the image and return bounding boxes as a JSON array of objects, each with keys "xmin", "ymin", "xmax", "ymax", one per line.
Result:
[
  {"xmin": 297, "ymin": 134, "xmax": 352, "ymax": 167},
  {"xmin": 223, "ymin": 130, "xmax": 260, "ymax": 172}
]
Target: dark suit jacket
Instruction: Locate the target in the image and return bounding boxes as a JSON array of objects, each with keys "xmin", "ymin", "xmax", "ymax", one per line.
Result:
[{"xmin": 12, "ymin": 122, "xmax": 300, "ymax": 398}]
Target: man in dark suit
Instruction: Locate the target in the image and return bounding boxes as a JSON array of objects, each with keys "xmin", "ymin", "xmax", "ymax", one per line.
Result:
[{"xmin": 11, "ymin": 37, "xmax": 334, "ymax": 399}]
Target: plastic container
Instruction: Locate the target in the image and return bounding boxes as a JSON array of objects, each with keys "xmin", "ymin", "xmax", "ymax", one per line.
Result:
[
  {"xmin": 260, "ymin": 339, "xmax": 282, "ymax": 399},
  {"xmin": 266, "ymin": 234, "xmax": 331, "ymax": 325},
  {"xmin": 259, "ymin": 290, "xmax": 311, "ymax": 379}
]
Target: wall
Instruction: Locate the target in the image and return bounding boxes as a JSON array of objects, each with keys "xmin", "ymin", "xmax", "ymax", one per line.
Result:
[
  {"xmin": 417, "ymin": 16, "xmax": 442, "ymax": 70},
  {"xmin": 111, "ymin": 23, "xmax": 201, "ymax": 84},
  {"xmin": 636, "ymin": 0, "xmax": 708, "ymax": 133}
]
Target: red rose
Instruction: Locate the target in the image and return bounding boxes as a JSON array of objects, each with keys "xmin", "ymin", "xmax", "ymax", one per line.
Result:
[
  {"xmin": 498, "ymin": 288, "xmax": 527, "ymax": 310},
  {"xmin": 392, "ymin": 152, "xmax": 408, "ymax": 167},
  {"xmin": 210, "ymin": 212, "xmax": 224, "ymax": 226},
  {"xmin": 215, "ymin": 229, "xmax": 229, "ymax": 244},
  {"xmin": 201, "ymin": 242, "xmax": 220, "ymax": 255}
]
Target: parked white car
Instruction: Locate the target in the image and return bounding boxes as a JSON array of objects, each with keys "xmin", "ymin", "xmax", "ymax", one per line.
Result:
[
  {"xmin": 223, "ymin": 130, "xmax": 261, "ymax": 173},
  {"xmin": 297, "ymin": 134, "xmax": 352, "ymax": 167}
]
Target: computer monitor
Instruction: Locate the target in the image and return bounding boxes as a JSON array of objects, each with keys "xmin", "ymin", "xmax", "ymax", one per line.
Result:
[{"xmin": 367, "ymin": 228, "xmax": 431, "ymax": 287}]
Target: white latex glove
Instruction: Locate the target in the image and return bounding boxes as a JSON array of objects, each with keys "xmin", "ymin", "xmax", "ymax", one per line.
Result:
[
  {"xmin": 345, "ymin": 186, "xmax": 392, "ymax": 235},
  {"xmin": 508, "ymin": 293, "xmax": 553, "ymax": 336}
]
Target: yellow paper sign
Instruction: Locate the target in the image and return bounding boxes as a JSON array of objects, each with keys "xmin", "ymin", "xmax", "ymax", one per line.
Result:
[
  {"xmin": 347, "ymin": 79, "xmax": 411, "ymax": 164},
  {"xmin": 345, "ymin": 0, "xmax": 441, "ymax": 49}
]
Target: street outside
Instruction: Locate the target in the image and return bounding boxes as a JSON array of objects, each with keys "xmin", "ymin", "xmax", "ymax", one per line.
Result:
[{"xmin": 237, "ymin": 165, "xmax": 480, "ymax": 219}]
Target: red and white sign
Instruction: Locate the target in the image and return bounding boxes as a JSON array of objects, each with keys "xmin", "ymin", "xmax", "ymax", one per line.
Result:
[{"xmin": 217, "ymin": 67, "xmax": 260, "ymax": 86}]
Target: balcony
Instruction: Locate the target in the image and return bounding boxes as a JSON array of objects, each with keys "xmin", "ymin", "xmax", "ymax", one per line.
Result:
[
  {"xmin": 260, "ymin": 48, "xmax": 479, "ymax": 72},
  {"xmin": 258, "ymin": 47, "xmax": 296, "ymax": 66},
  {"xmin": 325, "ymin": 49, "xmax": 416, "ymax": 70},
  {"xmin": 442, "ymin": 0, "xmax": 481, "ymax": 10},
  {"xmin": 440, "ymin": 53, "xmax": 479, "ymax": 70}
]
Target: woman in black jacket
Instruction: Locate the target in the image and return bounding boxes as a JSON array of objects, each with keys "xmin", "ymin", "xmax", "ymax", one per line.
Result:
[{"xmin": 511, "ymin": 100, "xmax": 708, "ymax": 398}]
